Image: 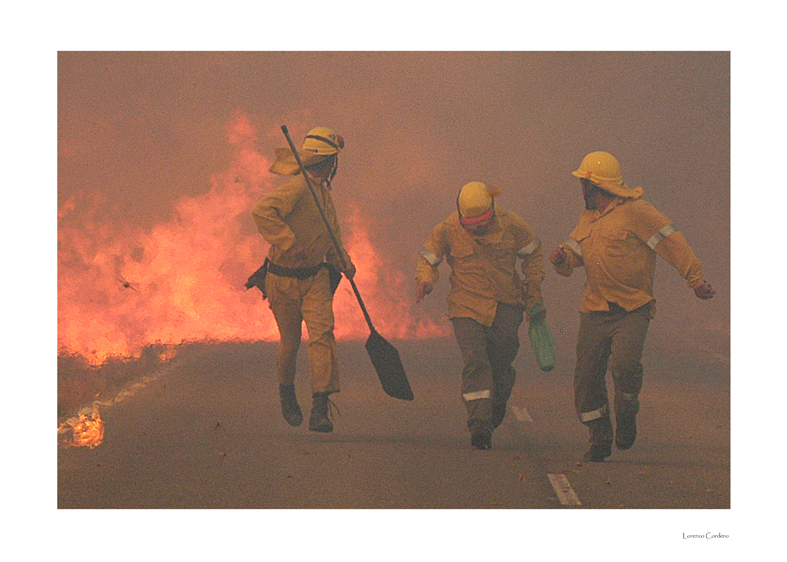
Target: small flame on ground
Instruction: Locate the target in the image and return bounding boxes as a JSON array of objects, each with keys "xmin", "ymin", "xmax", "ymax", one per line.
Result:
[{"xmin": 58, "ymin": 407, "xmax": 105, "ymax": 449}]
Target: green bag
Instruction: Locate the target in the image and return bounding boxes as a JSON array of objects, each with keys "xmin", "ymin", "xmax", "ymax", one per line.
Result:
[{"xmin": 527, "ymin": 300, "xmax": 556, "ymax": 372}]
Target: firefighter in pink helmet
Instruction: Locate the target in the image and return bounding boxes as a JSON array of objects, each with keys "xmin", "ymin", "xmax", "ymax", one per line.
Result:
[{"xmin": 416, "ymin": 182, "xmax": 546, "ymax": 450}]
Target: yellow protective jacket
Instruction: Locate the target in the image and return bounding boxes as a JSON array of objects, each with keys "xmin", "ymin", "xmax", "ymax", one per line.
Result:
[
  {"xmin": 554, "ymin": 195, "xmax": 705, "ymax": 315},
  {"xmin": 416, "ymin": 208, "xmax": 545, "ymax": 326},
  {"xmin": 252, "ymin": 173, "xmax": 350, "ymax": 269}
]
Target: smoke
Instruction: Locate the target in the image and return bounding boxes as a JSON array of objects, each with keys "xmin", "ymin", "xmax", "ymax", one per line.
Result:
[{"xmin": 57, "ymin": 52, "xmax": 730, "ymax": 370}]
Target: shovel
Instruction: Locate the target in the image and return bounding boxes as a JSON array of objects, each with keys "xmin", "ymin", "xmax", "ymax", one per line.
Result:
[{"xmin": 280, "ymin": 125, "xmax": 414, "ymax": 401}]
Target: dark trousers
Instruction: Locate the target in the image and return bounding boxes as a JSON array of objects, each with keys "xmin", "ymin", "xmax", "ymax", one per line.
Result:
[
  {"xmin": 574, "ymin": 305, "xmax": 650, "ymax": 445},
  {"xmin": 451, "ymin": 303, "xmax": 524, "ymax": 433}
]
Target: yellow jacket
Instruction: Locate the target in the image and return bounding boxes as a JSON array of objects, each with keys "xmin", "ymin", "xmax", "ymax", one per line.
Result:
[
  {"xmin": 416, "ymin": 208, "xmax": 545, "ymax": 326},
  {"xmin": 554, "ymin": 195, "xmax": 705, "ymax": 315},
  {"xmin": 252, "ymin": 174, "xmax": 349, "ymax": 269}
]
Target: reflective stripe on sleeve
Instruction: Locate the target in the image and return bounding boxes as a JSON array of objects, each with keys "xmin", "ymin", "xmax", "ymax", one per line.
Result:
[
  {"xmin": 563, "ymin": 238, "xmax": 582, "ymax": 257},
  {"xmin": 462, "ymin": 390, "xmax": 491, "ymax": 401},
  {"xmin": 578, "ymin": 404, "xmax": 608, "ymax": 422},
  {"xmin": 419, "ymin": 247, "xmax": 442, "ymax": 267},
  {"xmin": 646, "ymin": 224, "xmax": 677, "ymax": 250},
  {"xmin": 517, "ymin": 238, "xmax": 541, "ymax": 258}
]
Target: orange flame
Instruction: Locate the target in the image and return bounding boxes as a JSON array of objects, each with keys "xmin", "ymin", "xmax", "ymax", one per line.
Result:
[
  {"xmin": 58, "ymin": 408, "xmax": 105, "ymax": 449},
  {"xmin": 333, "ymin": 207, "xmax": 448, "ymax": 340},
  {"xmin": 58, "ymin": 111, "xmax": 449, "ymax": 365}
]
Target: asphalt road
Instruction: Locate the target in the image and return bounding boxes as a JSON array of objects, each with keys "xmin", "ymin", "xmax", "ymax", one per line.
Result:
[{"xmin": 58, "ymin": 340, "xmax": 730, "ymax": 511}]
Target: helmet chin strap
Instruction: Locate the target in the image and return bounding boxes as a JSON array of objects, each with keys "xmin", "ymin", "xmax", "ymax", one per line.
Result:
[
  {"xmin": 326, "ymin": 155, "xmax": 338, "ymax": 188},
  {"xmin": 583, "ymin": 189, "xmax": 597, "ymax": 210}
]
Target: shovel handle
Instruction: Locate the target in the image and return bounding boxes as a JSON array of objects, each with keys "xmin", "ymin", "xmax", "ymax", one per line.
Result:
[
  {"xmin": 348, "ymin": 278, "xmax": 375, "ymax": 332},
  {"xmin": 280, "ymin": 125, "xmax": 376, "ymax": 332}
]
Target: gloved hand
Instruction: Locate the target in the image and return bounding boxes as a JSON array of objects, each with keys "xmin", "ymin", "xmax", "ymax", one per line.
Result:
[
  {"xmin": 342, "ymin": 260, "xmax": 356, "ymax": 280},
  {"xmin": 526, "ymin": 299, "xmax": 547, "ymax": 323}
]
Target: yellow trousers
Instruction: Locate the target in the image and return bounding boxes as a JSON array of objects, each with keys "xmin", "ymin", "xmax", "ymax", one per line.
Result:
[{"xmin": 265, "ymin": 267, "xmax": 340, "ymax": 395}]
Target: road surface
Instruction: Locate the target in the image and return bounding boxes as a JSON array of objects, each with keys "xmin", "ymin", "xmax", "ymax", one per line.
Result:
[{"xmin": 58, "ymin": 340, "xmax": 730, "ymax": 510}]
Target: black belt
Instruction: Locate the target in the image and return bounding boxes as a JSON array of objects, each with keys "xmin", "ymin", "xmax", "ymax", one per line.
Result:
[{"xmin": 265, "ymin": 258, "xmax": 327, "ymax": 280}]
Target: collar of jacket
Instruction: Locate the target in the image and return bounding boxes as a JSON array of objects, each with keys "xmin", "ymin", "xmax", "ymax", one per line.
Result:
[{"xmin": 590, "ymin": 196, "xmax": 626, "ymax": 220}]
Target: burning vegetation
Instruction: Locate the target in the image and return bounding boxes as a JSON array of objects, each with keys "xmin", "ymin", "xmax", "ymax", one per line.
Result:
[
  {"xmin": 58, "ymin": 112, "xmax": 448, "ymax": 366},
  {"xmin": 58, "ymin": 112, "xmax": 449, "ymax": 447},
  {"xmin": 58, "ymin": 407, "xmax": 105, "ymax": 449}
]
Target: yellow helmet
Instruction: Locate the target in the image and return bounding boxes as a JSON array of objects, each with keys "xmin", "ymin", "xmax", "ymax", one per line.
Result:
[
  {"xmin": 571, "ymin": 151, "xmax": 642, "ymax": 199},
  {"xmin": 572, "ymin": 151, "xmax": 623, "ymax": 184},
  {"xmin": 457, "ymin": 181, "xmax": 494, "ymax": 218},
  {"xmin": 302, "ymin": 126, "xmax": 344, "ymax": 155}
]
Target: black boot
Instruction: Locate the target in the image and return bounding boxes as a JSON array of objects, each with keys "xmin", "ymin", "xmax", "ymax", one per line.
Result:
[
  {"xmin": 309, "ymin": 392, "xmax": 334, "ymax": 433},
  {"xmin": 469, "ymin": 421, "xmax": 493, "ymax": 450},
  {"xmin": 491, "ymin": 403, "xmax": 507, "ymax": 428},
  {"xmin": 615, "ymin": 413, "xmax": 637, "ymax": 450},
  {"xmin": 583, "ymin": 443, "xmax": 612, "ymax": 462},
  {"xmin": 279, "ymin": 384, "xmax": 303, "ymax": 427},
  {"xmin": 470, "ymin": 428, "xmax": 492, "ymax": 450}
]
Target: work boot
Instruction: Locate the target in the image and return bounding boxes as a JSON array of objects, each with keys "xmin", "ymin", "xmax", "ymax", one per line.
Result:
[
  {"xmin": 470, "ymin": 427, "xmax": 492, "ymax": 450},
  {"xmin": 279, "ymin": 384, "xmax": 303, "ymax": 427},
  {"xmin": 583, "ymin": 443, "xmax": 612, "ymax": 462},
  {"xmin": 491, "ymin": 403, "xmax": 507, "ymax": 428},
  {"xmin": 615, "ymin": 413, "xmax": 637, "ymax": 450},
  {"xmin": 309, "ymin": 392, "xmax": 334, "ymax": 433}
]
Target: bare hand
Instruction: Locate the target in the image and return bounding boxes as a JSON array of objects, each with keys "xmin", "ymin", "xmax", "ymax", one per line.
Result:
[
  {"xmin": 549, "ymin": 246, "xmax": 567, "ymax": 266},
  {"xmin": 694, "ymin": 282, "xmax": 716, "ymax": 300},
  {"xmin": 416, "ymin": 281, "xmax": 433, "ymax": 303}
]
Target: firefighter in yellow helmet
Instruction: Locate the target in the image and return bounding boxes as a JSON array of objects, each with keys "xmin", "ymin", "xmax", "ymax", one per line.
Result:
[
  {"xmin": 549, "ymin": 151, "xmax": 715, "ymax": 462},
  {"xmin": 416, "ymin": 182, "xmax": 546, "ymax": 449},
  {"xmin": 252, "ymin": 127, "xmax": 356, "ymax": 433}
]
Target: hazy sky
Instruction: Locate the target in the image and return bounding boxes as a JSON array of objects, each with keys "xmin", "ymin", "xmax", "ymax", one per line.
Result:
[{"xmin": 58, "ymin": 51, "xmax": 730, "ymax": 368}]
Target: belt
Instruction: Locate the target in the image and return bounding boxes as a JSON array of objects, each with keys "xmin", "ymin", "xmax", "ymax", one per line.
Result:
[
  {"xmin": 265, "ymin": 258, "xmax": 327, "ymax": 280},
  {"xmin": 601, "ymin": 301, "xmax": 653, "ymax": 317}
]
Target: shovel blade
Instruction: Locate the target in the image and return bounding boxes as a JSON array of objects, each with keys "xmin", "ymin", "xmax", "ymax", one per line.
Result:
[{"xmin": 365, "ymin": 330, "xmax": 414, "ymax": 401}]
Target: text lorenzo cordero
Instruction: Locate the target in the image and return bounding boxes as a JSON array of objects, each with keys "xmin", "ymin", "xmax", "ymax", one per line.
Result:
[{"xmin": 683, "ymin": 532, "xmax": 729, "ymax": 539}]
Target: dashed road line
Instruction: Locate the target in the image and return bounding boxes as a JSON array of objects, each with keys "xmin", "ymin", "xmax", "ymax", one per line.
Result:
[
  {"xmin": 511, "ymin": 405, "xmax": 533, "ymax": 422},
  {"xmin": 548, "ymin": 473, "xmax": 582, "ymax": 506},
  {"xmin": 510, "ymin": 404, "xmax": 580, "ymax": 506}
]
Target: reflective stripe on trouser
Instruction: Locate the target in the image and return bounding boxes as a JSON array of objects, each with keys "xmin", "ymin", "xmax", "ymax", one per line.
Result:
[
  {"xmin": 451, "ymin": 302, "xmax": 524, "ymax": 432},
  {"xmin": 266, "ymin": 267, "xmax": 340, "ymax": 394},
  {"xmin": 574, "ymin": 305, "xmax": 649, "ymax": 445}
]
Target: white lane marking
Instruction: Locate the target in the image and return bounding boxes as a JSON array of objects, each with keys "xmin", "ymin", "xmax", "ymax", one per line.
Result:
[
  {"xmin": 548, "ymin": 474, "xmax": 582, "ymax": 506},
  {"xmin": 511, "ymin": 405, "xmax": 533, "ymax": 422}
]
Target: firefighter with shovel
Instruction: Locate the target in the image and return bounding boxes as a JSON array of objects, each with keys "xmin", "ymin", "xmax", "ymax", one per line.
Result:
[
  {"xmin": 416, "ymin": 182, "xmax": 547, "ymax": 449},
  {"xmin": 252, "ymin": 127, "xmax": 356, "ymax": 433},
  {"xmin": 549, "ymin": 151, "xmax": 715, "ymax": 462}
]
